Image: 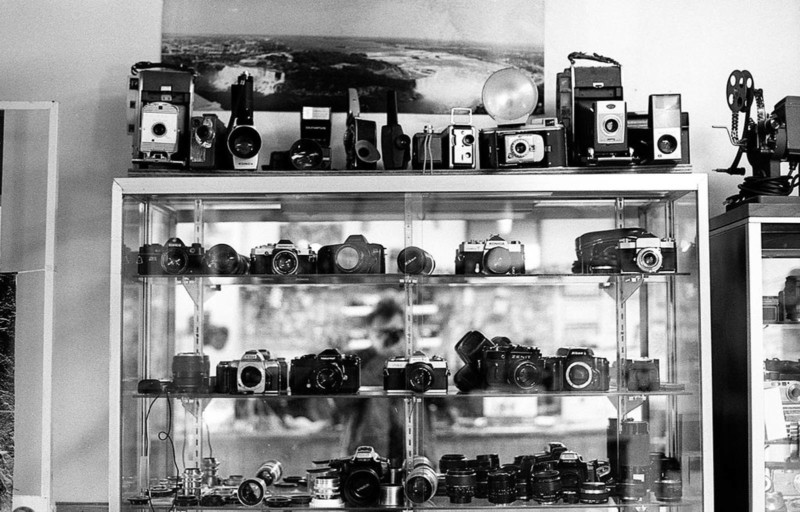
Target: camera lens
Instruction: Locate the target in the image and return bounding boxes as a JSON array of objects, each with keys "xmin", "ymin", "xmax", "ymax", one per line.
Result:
[
  {"xmin": 439, "ymin": 454, "xmax": 467, "ymax": 473},
  {"xmin": 289, "ymin": 139, "xmax": 324, "ymax": 170},
  {"xmin": 531, "ymin": 470, "xmax": 562, "ymax": 504},
  {"xmin": 195, "ymin": 123, "xmax": 213, "ymax": 143},
  {"xmin": 579, "ymin": 481, "xmax": 608, "ymax": 504},
  {"xmin": 342, "ymin": 467, "xmax": 382, "ymax": 506},
  {"xmin": 203, "ymin": 244, "xmax": 250, "ymax": 275},
  {"xmin": 256, "ymin": 459, "xmax": 283, "ymax": 486},
  {"xmin": 657, "ymin": 134, "xmax": 678, "ymax": 154},
  {"xmin": 603, "ymin": 117, "xmax": 620, "ymax": 134},
  {"xmin": 334, "ymin": 245, "xmax": 363, "ymax": 273},
  {"xmin": 397, "ymin": 246, "xmax": 435, "ymax": 275},
  {"xmin": 509, "ymin": 359, "xmax": 542, "ymax": 390},
  {"xmin": 488, "ymin": 471, "xmax": 516, "ymax": 504},
  {"xmin": 405, "ymin": 456, "xmax": 437, "ymax": 503},
  {"xmin": 565, "ymin": 361, "xmax": 593, "ymax": 389},
  {"xmin": 311, "ymin": 474, "xmax": 344, "ymax": 507},
  {"xmin": 617, "ymin": 480, "xmax": 646, "ymax": 502},
  {"xmin": 240, "ymin": 365, "xmax": 264, "ymax": 389},
  {"xmin": 172, "ymin": 353, "xmax": 210, "ymax": 392},
  {"xmin": 512, "ymin": 140, "xmax": 529, "ymax": 157},
  {"xmin": 312, "ymin": 363, "xmax": 344, "ymax": 392},
  {"xmin": 152, "ymin": 122, "xmax": 167, "ymax": 137},
  {"xmin": 445, "ymin": 469, "xmax": 476, "ymax": 504},
  {"xmin": 463, "ymin": 133, "xmax": 475, "ymax": 146},
  {"xmin": 237, "ymin": 477, "xmax": 268, "ymax": 507},
  {"xmin": 161, "ymin": 248, "xmax": 189, "ymax": 274},
  {"xmin": 483, "ymin": 246, "xmax": 513, "ymax": 274},
  {"xmin": 406, "ymin": 361, "xmax": 434, "ymax": 393},
  {"xmin": 635, "ymin": 247, "xmax": 663, "ymax": 273},
  {"xmin": 654, "ymin": 477, "xmax": 682, "ymax": 502},
  {"xmin": 477, "ymin": 454, "xmax": 500, "ymax": 469},
  {"xmin": 271, "ymin": 249, "xmax": 300, "ymax": 275}
]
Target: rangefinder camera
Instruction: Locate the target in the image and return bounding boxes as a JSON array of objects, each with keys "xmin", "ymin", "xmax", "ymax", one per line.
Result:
[
  {"xmin": 557, "ymin": 347, "xmax": 610, "ymax": 391},
  {"xmin": 384, "ymin": 351, "xmax": 449, "ymax": 393},
  {"xmin": 250, "ymin": 239, "xmax": 317, "ymax": 275},
  {"xmin": 237, "ymin": 349, "xmax": 288, "ymax": 394},
  {"xmin": 573, "ymin": 228, "xmax": 676, "ymax": 274},
  {"xmin": 290, "ymin": 348, "xmax": 361, "ymax": 394},
  {"xmin": 317, "ymin": 234, "xmax": 385, "ymax": 274},
  {"xmin": 411, "ymin": 108, "xmax": 477, "ymax": 170},
  {"xmin": 455, "ymin": 234, "xmax": 525, "ymax": 275},
  {"xmin": 479, "ymin": 118, "xmax": 567, "ymax": 169}
]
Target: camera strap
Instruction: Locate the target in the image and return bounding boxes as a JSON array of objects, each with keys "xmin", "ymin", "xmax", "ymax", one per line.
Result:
[{"xmin": 567, "ymin": 52, "xmax": 621, "ymax": 67}]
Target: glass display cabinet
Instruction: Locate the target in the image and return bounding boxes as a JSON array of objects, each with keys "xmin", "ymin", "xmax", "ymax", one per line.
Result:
[
  {"xmin": 110, "ymin": 172, "xmax": 712, "ymax": 511},
  {"xmin": 710, "ymin": 201, "xmax": 800, "ymax": 512}
]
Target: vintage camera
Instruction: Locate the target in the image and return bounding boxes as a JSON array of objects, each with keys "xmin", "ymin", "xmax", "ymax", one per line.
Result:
[
  {"xmin": 202, "ymin": 244, "xmax": 250, "ymax": 275},
  {"xmin": 411, "ymin": 108, "xmax": 477, "ymax": 170},
  {"xmin": 573, "ymin": 228, "xmax": 676, "ymax": 274},
  {"xmin": 483, "ymin": 344, "xmax": 563, "ymax": 392},
  {"xmin": 384, "ymin": 351, "xmax": 449, "ymax": 393},
  {"xmin": 317, "ymin": 235, "xmax": 386, "ymax": 274},
  {"xmin": 380, "ymin": 90, "xmax": 411, "ymax": 170},
  {"xmin": 236, "ymin": 349, "xmax": 288, "ymax": 394},
  {"xmin": 128, "ymin": 62, "xmax": 195, "ymax": 168},
  {"xmin": 556, "ymin": 451, "xmax": 588, "ymax": 501},
  {"xmin": 397, "ymin": 246, "xmax": 435, "ymax": 275},
  {"xmin": 480, "ymin": 118, "xmax": 567, "ymax": 169},
  {"xmin": 160, "ymin": 237, "xmax": 204, "ymax": 275},
  {"xmin": 250, "ymin": 240, "xmax": 317, "ymax": 275},
  {"xmin": 557, "ymin": 347, "xmax": 609, "ymax": 391},
  {"xmin": 455, "ymin": 234, "xmax": 525, "ymax": 275},
  {"xmin": 189, "ymin": 113, "xmax": 229, "ymax": 170},
  {"xmin": 765, "ymin": 359, "xmax": 800, "ymax": 381},
  {"xmin": 227, "ymin": 72, "xmax": 262, "ymax": 170},
  {"xmin": 289, "ymin": 348, "xmax": 361, "ymax": 394},
  {"xmin": 344, "ymin": 88, "xmax": 380, "ymax": 170},
  {"xmin": 335, "ymin": 446, "xmax": 388, "ymax": 507},
  {"xmin": 622, "ymin": 358, "xmax": 661, "ymax": 392},
  {"xmin": 269, "ymin": 107, "xmax": 332, "ymax": 170},
  {"xmin": 765, "ymin": 296, "xmax": 783, "ymax": 323},
  {"xmin": 628, "ymin": 108, "xmax": 690, "ymax": 165},
  {"xmin": 138, "ymin": 243, "xmax": 164, "ymax": 275}
]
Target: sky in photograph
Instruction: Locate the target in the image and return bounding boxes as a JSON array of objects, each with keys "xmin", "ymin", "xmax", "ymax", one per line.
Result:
[{"xmin": 162, "ymin": 0, "xmax": 544, "ymax": 47}]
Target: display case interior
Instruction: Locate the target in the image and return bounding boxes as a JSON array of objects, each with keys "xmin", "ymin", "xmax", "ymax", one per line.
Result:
[{"xmin": 111, "ymin": 174, "xmax": 711, "ymax": 511}]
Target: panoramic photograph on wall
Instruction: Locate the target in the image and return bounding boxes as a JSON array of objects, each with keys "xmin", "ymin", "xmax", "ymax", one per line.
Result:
[{"xmin": 161, "ymin": 0, "xmax": 545, "ymax": 114}]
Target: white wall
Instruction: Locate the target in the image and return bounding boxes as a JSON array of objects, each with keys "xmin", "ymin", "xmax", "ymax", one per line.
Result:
[{"xmin": 0, "ymin": 0, "xmax": 798, "ymax": 503}]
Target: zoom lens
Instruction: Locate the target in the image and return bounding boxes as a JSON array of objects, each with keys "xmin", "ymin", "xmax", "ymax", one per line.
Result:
[
  {"xmin": 228, "ymin": 125, "xmax": 262, "ymax": 159},
  {"xmin": 203, "ymin": 244, "xmax": 249, "ymax": 275},
  {"xmin": 531, "ymin": 470, "xmax": 562, "ymax": 504},
  {"xmin": 405, "ymin": 456, "xmax": 438, "ymax": 503},
  {"xmin": 312, "ymin": 363, "xmax": 344, "ymax": 392},
  {"xmin": 406, "ymin": 362, "xmax": 434, "ymax": 393},
  {"xmin": 446, "ymin": 469, "xmax": 476, "ymax": 504},
  {"xmin": 397, "ymin": 246, "xmax": 435, "ymax": 275},
  {"xmin": 342, "ymin": 468, "xmax": 381, "ymax": 507},
  {"xmin": 488, "ymin": 471, "xmax": 516, "ymax": 504},
  {"xmin": 271, "ymin": 249, "xmax": 299, "ymax": 275}
]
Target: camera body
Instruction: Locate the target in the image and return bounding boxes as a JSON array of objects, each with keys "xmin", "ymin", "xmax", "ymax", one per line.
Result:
[
  {"xmin": 556, "ymin": 451, "xmax": 589, "ymax": 497},
  {"xmin": 628, "ymin": 108, "xmax": 691, "ymax": 165},
  {"xmin": 381, "ymin": 90, "xmax": 411, "ymax": 170},
  {"xmin": 336, "ymin": 446, "xmax": 388, "ymax": 507},
  {"xmin": 384, "ymin": 351, "xmax": 449, "ymax": 393},
  {"xmin": 227, "ymin": 73, "xmax": 261, "ymax": 170},
  {"xmin": 250, "ymin": 240, "xmax": 317, "ymax": 275},
  {"xmin": 622, "ymin": 358, "xmax": 661, "ymax": 392},
  {"xmin": 138, "ymin": 243, "xmax": 164, "ymax": 275},
  {"xmin": 483, "ymin": 345, "xmax": 563, "ymax": 392},
  {"xmin": 479, "ymin": 118, "xmax": 567, "ymax": 169},
  {"xmin": 161, "ymin": 237, "xmax": 204, "ymax": 275},
  {"xmin": 573, "ymin": 228, "xmax": 676, "ymax": 274},
  {"xmin": 617, "ymin": 235, "xmax": 676, "ymax": 274},
  {"xmin": 269, "ymin": 107, "xmax": 332, "ymax": 170},
  {"xmin": 344, "ymin": 89, "xmax": 380, "ymax": 170},
  {"xmin": 455, "ymin": 234, "xmax": 525, "ymax": 275},
  {"xmin": 411, "ymin": 108, "xmax": 477, "ymax": 170},
  {"xmin": 578, "ymin": 100, "xmax": 628, "ymax": 160},
  {"xmin": 765, "ymin": 359, "xmax": 800, "ymax": 381},
  {"xmin": 290, "ymin": 348, "xmax": 361, "ymax": 394},
  {"xmin": 557, "ymin": 347, "xmax": 610, "ymax": 391},
  {"xmin": 236, "ymin": 349, "xmax": 288, "ymax": 394},
  {"xmin": 768, "ymin": 469, "xmax": 800, "ymax": 497},
  {"xmin": 317, "ymin": 235, "xmax": 386, "ymax": 274},
  {"xmin": 189, "ymin": 113, "xmax": 229, "ymax": 170}
]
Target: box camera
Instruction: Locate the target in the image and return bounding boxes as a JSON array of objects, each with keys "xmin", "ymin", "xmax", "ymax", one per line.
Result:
[
  {"xmin": 128, "ymin": 63, "xmax": 195, "ymax": 168},
  {"xmin": 483, "ymin": 344, "xmax": 563, "ymax": 392},
  {"xmin": 289, "ymin": 348, "xmax": 361, "ymax": 394},
  {"xmin": 411, "ymin": 108, "xmax": 477, "ymax": 170},
  {"xmin": 557, "ymin": 347, "xmax": 609, "ymax": 391},
  {"xmin": 269, "ymin": 107, "xmax": 332, "ymax": 170},
  {"xmin": 479, "ymin": 118, "xmax": 567, "ymax": 169},
  {"xmin": 573, "ymin": 228, "xmax": 676, "ymax": 274},
  {"xmin": 189, "ymin": 114, "xmax": 229, "ymax": 170},
  {"xmin": 317, "ymin": 234, "xmax": 386, "ymax": 274},
  {"xmin": 384, "ymin": 351, "xmax": 449, "ymax": 393},
  {"xmin": 344, "ymin": 88, "xmax": 380, "ymax": 170},
  {"xmin": 227, "ymin": 73, "xmax": 262, "ymax": 170},
  {"xmin": 236, "ymin": 349, "xmax": 288, "ymax": 394},
  {"xmin": 621, "ymin": 358, "xmax": 661, "ymax": 392},
  {"xmin": 455, "ymin": 234, "xmax": 525, "ymax": 275},
  {"xmin": 574, "ymin": 100, "xmax": 630, "ymax": 163},
  {"xmin": 250, "ymin": 239, "xmax": 317, "ymax": 275},
  {"xmin": 381, "ymin": 90, "xmax": 411, "ymax": 170},
  {"xmin": 333, "ymin": 446, "xmax": 388, "ymax": 507}
]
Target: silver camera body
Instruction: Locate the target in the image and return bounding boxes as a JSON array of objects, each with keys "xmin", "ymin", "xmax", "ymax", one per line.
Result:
[
  {"xmin": 236, "ymin": 349, "xmax": 287, "ymax": 394},
  {"xmin": 503, "ymin": 132, "xmax": 544, "ymax": 165},
  {"xmin": 140, "ymin": 102, "xmax": 181, "ymax": 158},
  {"xmin": 594, "ymin": 100, "xmax": 628, "ymax": 152}
]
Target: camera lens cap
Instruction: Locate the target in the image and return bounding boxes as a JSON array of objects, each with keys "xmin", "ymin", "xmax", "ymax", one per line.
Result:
[{"xmin": 482, "ymin": 68, "xmax": 539, "ymax": 125}]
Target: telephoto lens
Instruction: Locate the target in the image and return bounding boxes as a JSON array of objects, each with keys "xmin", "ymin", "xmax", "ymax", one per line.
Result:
[
  {"xmin": 256, "ymin": 460, "xmax": 283, "ymax": 486},
  {"xmin": 531, "ymin": 470, "xmax": 562, "ymax": 504},
  {"xmin": 237, "ymin": 477, "xmax": 269, "ymax": 507},
  {"xmin": 446, "ymin": 469, "xmax": 477, "ymax": 504},
  {"xmin": 310, "ymin": 474, "xmax": 344, "ymax": 508},
  {"xmin": 405, "ymin": 456, "xmax": 438, "ymax": 503},
  {"xmin": 203, "ymin": 243, "xmax": 250, "ymax": 275},
  {"xmin": 579, "ymin": 481, "xmax": 609, "ymax": 504},
  {"xmin": 619, "ymin": 420, "xmax": 651, "ymax": 483},
  {"xmin": 488, "ymin": 470, "xmax": 516, "ymax": 504}
]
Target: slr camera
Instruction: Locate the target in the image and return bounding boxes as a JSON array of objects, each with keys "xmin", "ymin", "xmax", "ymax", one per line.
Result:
[
  {"xmin": 332, "ymin": 446, "xmax": 388, "ymax": 507},
  {"xmin": 317, "ymin": 235, "xmax": 386, "ymax": 274},
  {"xmin": 411, "ymin": 108, "xmax": 477, "ymax": 170},
  {"xmin": 455, "ymin": 234, "xmax": 525, "ymax": 275},
  {"xmin": 137, "ymin": 243, "xmax": 163, "ymax": 275},
  {"xmin": 556, "ymin": 451, "xmax": 589, "ymax": 502},
  {"xmin": 479, "ymin": 118, "xmax": 567, "ymax": 169},
  {"xmin": 573, "ymin": 228, "xmax": 676, "ymax": 274},
  {"xmin": 236, "ymin": 349, "xmax": 288, "ymax": 394},
  {"xmin": 250, "ymin": 240, "xmax": 317, "ymax": 275},
  {"xmin": 289, "ymin": 348, "xmax": 361, "ymax": 394},
  {"xmin": 621, "ymin": 358, "xmax": 661, "ymax": 392},
  {"xmin": 483, "ymin": 344, "xmax": 564, "ymax": 392},
  {"xmin": 161, "ymin": 237, "xmax": 204, "ymax": 275},
  {"xmin": 384, "ymin": 351, "xmax": 449, "ymax": 393},
  {"xmin": 557, "ymin": 347, "xmax": 610, "ymax": 391},
  {"xmin": 269, "ymin": 106, "xmax": 332, "ymax": 170}
]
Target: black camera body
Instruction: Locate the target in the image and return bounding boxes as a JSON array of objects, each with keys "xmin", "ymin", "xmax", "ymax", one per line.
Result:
[
  {"xmin": 453, "ymin": 331, "xmax": 508, "ymax": 392},
  {"xmin": 189, "ymin": 113, "xmax": 230, "ymax": 170},
  {"xmin": 269, "ymin": 106, "xmax": 332, "ymax": 170},
  {"xmin": 483, "ymin": 345, "xmax": 563, "ymax": 392},
  {"xmin": 622, "ymin": 358, "xmax": 661, "ymax": 392},
  {"xmin": 384, "ymin": 351, "xmax": 449, "ymax": 393},
  {"xmin": 290, "ymin": 348, "xmax": 361, "ymax": 394},
  {"xmin": 335, "ymin": 446, "xmax": 388, "ymax": 507},
  {"xmin": 558, "ymin": 347, "xmax": 610, "ymax": 391},
  {"xmin": 381, "ymin": 90, "xmax": 411, "ymax": 170},
  {"xmin": 455, "ymin": 234, "xmax": 525, "ymax": 275},
  {"xmin": 236, "ymin": 349, "xmax": 288, "ymax": 394},
  {"xmin": 250, "ymin": 240, "xmax": 317, "ymax": 275},
  {"xmin": 479, "ymin": 118, "xmax": 567, "ymax": 169},
  {"xmin": 573, "ymin": 228, "xmax": 676, "ymax": 274},
  {"xmin": 317, "ymin": 235, "xmax": 385, "ymax": 274},
  {"xmin": 160, "ymin": 237, "xmax": 204, "ymax": 275},
  {"xmin": 411, "ymin": 108, "xmax": 477, "ymax": 170},
  {"xmin": 344, "ymin": 89, "xmax": 380, "ymax": 170},
  {"xmin": 138, "ymin": 243, "xmax": 164, "ymax": 275},
  {"xmin": 556, "ymin": 451, "xmax": 589, "ymax": 499}
]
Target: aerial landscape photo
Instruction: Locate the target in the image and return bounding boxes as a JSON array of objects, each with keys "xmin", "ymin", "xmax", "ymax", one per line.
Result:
[{"xmin": 162, "ymin": 0, "xmax": 544, "ymax": 114}]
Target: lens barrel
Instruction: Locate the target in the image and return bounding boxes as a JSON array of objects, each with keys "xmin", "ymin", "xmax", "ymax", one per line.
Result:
[
  {"xmin": 531, "ymin": 470, "xmax": 562, "ymax": 504},
  {"xmin": 405, "ymin": 456, "xmax": 438, "ymax": 503},
  {"xmin": 255, "ymin": 459, "xmax": 283, "ymax": 485},
  {"xmin": 172, "ymin": 353, "xmax": 209, "ymax": 392},
  {"xmin": 446, "ymin": 469, "xmax": 476, "ymax": 504},
  {"xmin": 488, "ymin": 471, "xmax": 516, "ymax": 504}
]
